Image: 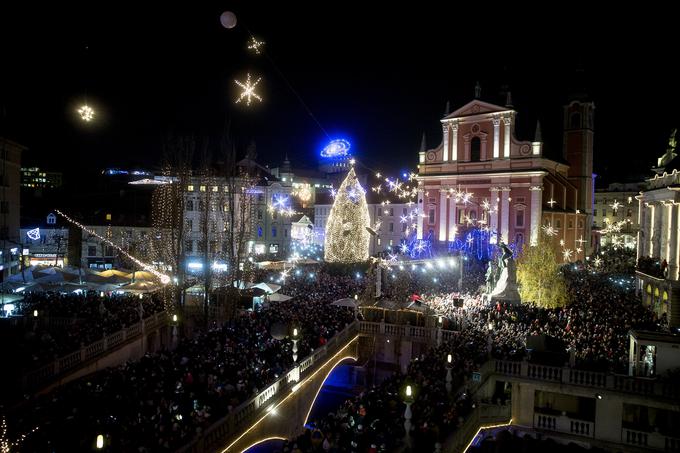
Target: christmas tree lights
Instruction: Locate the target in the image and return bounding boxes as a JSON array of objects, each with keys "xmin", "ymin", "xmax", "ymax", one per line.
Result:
[{"xmin": 324, "ymin": 167, "xmax": 370, "ymax": 263}]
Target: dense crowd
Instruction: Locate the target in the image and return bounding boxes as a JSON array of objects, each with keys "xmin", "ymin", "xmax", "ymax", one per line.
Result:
[
  {"xmin": 6, "ymin": 272, "xmax": 357, "ymax": 452},
  {"xmin": 11, "ymin": 292, "xmax": 165, "ymax": 368}
]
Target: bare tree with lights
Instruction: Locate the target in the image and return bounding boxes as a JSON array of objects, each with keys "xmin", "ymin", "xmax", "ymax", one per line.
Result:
[{"xmin": 150, "ymin": 136, "xmax": 194, "ymax": 309}]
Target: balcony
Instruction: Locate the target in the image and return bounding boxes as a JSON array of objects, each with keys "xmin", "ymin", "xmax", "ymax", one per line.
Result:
[
  {"xmin": 622, "ymin": 428, "xmax": 680, "ymax": 452},
  {"xmin": 534, "ymin": 412, "xmax": 595, "ymax": 438}
]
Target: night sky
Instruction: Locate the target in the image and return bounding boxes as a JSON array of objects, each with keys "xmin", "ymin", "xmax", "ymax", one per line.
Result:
[{"xmin": 1, "ymin": 4, "xmax": 678, "ymax": 186}]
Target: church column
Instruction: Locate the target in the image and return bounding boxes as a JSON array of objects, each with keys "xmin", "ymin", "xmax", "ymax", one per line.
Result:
[
  {"xmin": 501, "ymin": 187, "xmax": 511, "ymax": 243},
  {"xmin": 439, "ymin": 189, "xmax": 448, "ymax": 242},
  {"xmin": 654, "ymin": 203, "xmax": 663, "ymax": 257},
  {"xmin": 503, "ymin": 116, "xmax": 512, "ymax": 159},
  {"xmin": 442, "ymin": 124, "xmax": 449, "ymax": 162},
  {"xmin": 649, "ymin": 203, "xmax": 656, "ymax": 256},
  {"xmin": 451, "ymin": 122, "xmax": 458, "ymax": 161},
  {"xmin": 492, "ymin": 117, "xmax": 501, "ymax": 159},
  {"xmin": 530, "ymin": 185, "xmax": 543, "ymax": 246},
  {"xmin": 490, "ymin": 187, "xmax": 499, "ymax": 240},
  {"xmin": 668, "ymin": 203, "xmax": 679, "ymax": 280},
  {"xmin": 637, "ymin": 197, "xmax": 646, "ymax": 260},
  {"xmin": 448, "ymin": 196, "xmax": 457, "ymax": 241},
  {"xmin": 417, "ymin": 188, "xmax": 424, "ymax": 240}
]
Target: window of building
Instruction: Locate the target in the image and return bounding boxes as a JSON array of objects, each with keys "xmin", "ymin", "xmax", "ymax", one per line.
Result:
[
  {"xmin": 403, "ymin": 208, "xmax": 408, "ymax": 215},
  {"xmin": 212, "ymin": 186, "xmax": 218, "ymax": 192},
  {"xmin": 105, "ymin": 246, "xmax": 114, "ymax": 256},
  {"xmin": 257, "ymin": 226, "xmax": 263, "ymax": 237},
  {"xmin": 186, "ymin": 200, "xmax": 193, "ymax": 211},
  {"xmin": 515, "ymin": 233, "xmax": 524, "ymax": 245},
  {"xmin": 470, "ymin": 137, "xmax": 481, "ymax": 162},
  {"xmin": 185, "ymin": 240, "xmax": 193, "ymax": 253},
  {"xmin": 187, "ymin": 185, "xmax": 194, "ymax": 192},
  {"xmin": 568, "ymin": 219, "xmax": 574, "ymax": 229},
  {"xmin": 88, "ymin": 246, "xmax": 97, "ymax": 256},
  {"xmin": 555, "ymin": 219, "xmax": 562, "ymax": 229},
  {"xmin": 402, "ymin": 223, "xmax": 407, "ymax": 232},
  {"xmin": 579, "ymin": 220, "xmax": 584, "ymax": 229},
  {"xmin": 378, "ymin": 209, "xmax": 382, "ymax": 217},
  {"xmin": 377, "ymin": 237, "xmax": 381, "ymax": 246},
  {"xmin": 272, "ymin": 227, "xmax": 277, "ymax": 237},
  {"xmin": 258, "ymin": 210, "xmax": 263, "ymax": 220},
  {"xmin": 47, "ymin": 213, "xmax": 56, "ymax": 225},
  {"xmin": 389, "ymin": 223, "xmax": 394, "ymax": 232},
  {"xmin": 627, "ymin": 209, "xmax": 633, "ymax": 217},
  {"xmin": 389, "ymin": 239, "xmax": 393, "ymax": 246},
  {"xmin": 516, "ymin": 209, "xmax": 525, "ymax": 228},
  {"xmin": 593, "ymin": 209, "xmax": 597, "ymax": 217},
  {"xmin": 389, "ymin": 208, "xmax": 394, "ymax": 216},
  {"xmin": 428, "ymin": 208, "xmax": 436, "ymax": 225},
  {"xmin": 258, "ymin": 194, "xmax": 264, "ymax": 202},
  {"xmin": 269, "ymin": 244, "xmax": 279, "ymax": 254},
  {"xmin": 187, "ymin": 219, "xmax": 193, "ymax": 231},
  {"xmin": 284, "ymin": 229, "xmax": 287, "ymax": 238},
  {"xmin": 199, "ymin": 185, "xmax": 206, "ymax": 192},
  {"xmin": 570, "ymin": 112, "xmax": 581, "ymax": 129}
]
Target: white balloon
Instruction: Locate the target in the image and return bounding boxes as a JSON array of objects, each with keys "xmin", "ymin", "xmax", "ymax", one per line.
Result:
[{"xmin": 220, "ymin": 11, "xmax": 237, "ymax": 29}]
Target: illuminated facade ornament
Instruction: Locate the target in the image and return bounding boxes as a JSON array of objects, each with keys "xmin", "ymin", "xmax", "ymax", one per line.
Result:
[
  {"xmin": 26, "ymin": 228, "xmax": 40, "ymax": 240},
  {"xmin": 320, "ymin": 139, "xmax": 351, "ymax": 158},
  {"xmin": 78, "ymin": 105, "xmax": 95, "ymax": 122},
  {"xmin": 234, "ymin": 73, "xmax": 263, "ymax": 106}
]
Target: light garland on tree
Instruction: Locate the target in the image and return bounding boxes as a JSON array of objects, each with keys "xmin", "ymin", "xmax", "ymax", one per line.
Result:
[
  {"xmin": 56, "ymin": 209, "xmax": 172, "ymax": 284},
  {"xmin": 324, "ymin": 167, "xmax": 370, "ymax": 263}
]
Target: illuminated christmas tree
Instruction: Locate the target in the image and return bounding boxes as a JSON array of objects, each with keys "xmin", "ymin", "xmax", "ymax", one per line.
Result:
[{"xmin": 324, "ymin": 167, "xmax": 371, "ymax": 263}]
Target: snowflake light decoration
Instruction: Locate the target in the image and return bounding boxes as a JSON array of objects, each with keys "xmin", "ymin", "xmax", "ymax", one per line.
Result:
[
  {"xmin": 247, "ymin": 36, "xmax": 265, "ymax": 54},
  {"xmin": 234, "ymin": 73, "xmax": 263, "ymax": 106},
  {"xmin": 78, "ymin": 105, "xmax": 95, "ymax": 122}
]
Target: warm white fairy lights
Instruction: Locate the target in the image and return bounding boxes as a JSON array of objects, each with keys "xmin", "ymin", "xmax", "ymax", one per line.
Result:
[
  {"xmin": 56, "ymin": 209, "xmax": 171, "ymax": 284},
  {"xmin": 234, "ymin": 73, "xmax": 263, "ymax": 106},
  {"xmin": 542, "ymin": 223, "xmax": 557, "ymax": 236},
  {"xmin": 78, "ymin": 104, "xmax": 95, "ymax": 122},
  {"xmin": 324, "ymin": 167, "xmax": 370, "ymax": 263},
  {"xmin": 247, "ymin": 36, "xmax": 265, "ymax": 54}
]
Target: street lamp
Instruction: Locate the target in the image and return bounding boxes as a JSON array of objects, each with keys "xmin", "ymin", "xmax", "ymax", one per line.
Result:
[
  {"xmin": 403, "ymin": 383, "xmax": 415, "ymax": 449},
  {"xmin": 292, "ymin": 327, "xmax": 299, "ymax": 362},
  {"xmin": 445, "ymin": 353, "xmax": 453, "ymax": 394}
]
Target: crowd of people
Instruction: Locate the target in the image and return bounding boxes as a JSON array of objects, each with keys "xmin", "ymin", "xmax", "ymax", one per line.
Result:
[
  {"xmin": 10, "ymin": 292, "xmax": 165, "ymax": 368},
  {"xmin": 2, "ymin": 252, "xmax": 671, "ymax": 452},
  {"xmin": 6, "ymin": 272, "xmax": 358, "ymax": 452}
]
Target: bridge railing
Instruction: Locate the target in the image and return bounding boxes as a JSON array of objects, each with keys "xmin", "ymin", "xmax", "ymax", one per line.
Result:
[
  {"xmin": 177, "ymin": 321, "xmax": 359, "ymax": 453},
  {"xmin": 494, "ymin": 359, "xmax": 679, "ymax": 400},
  {"xmin": 358, "ymin": 320, "xmax": 458, "ymax": 341},
  {"xmin": 22, "ymin": 311, "xmax": 169, "ymax": 390}
]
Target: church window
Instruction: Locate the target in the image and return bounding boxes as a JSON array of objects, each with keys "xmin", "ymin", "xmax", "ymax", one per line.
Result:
[
  {"xmin": 470, "ymin": 137, "xmax": 481, "ymax": 162},
  {"xmin": 570, "ymin": 112, "xmax": 581, "ymax": 129},
  {"xmin": 555, "ymin": 219, "xmax": 562, "ymax": 229},
  {"xmin": 428, "ymin": 208, "xmax": 436, "ymax": 225},
  {"xmin": 515, "ymin": 208, "xmax": 525, "ymax": 228}
]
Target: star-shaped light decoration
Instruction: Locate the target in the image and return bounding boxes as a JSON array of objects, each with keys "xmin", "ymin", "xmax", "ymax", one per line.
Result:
[
  {"xmin": 542, "ymin": 223, "xmax": 557, "ymax": 236},
  {"xmin": 610, "ymin": 200, "xmax": 622, "ymax": 213},
  {"xmin": 576, "ymin": 235, "xmax": 586, "ymax": 246},
  {"xmin": 78, "ymin": 105, "xmax": 95, "ymax": 122},
  {"xmin": 562, "ymin": 248, "xmax": 573, "ymax": 262},
  {"xmin": 559, "ymin": 239, "xmax": 565, "ymax": 247},
  {"xmin": 247, "ymin": 36, "xmax": 265, "ymax": 54},
  {"xmin": 547, "ymin": 198, "xmax": 557, "ymax": 208},
  {"xmin": 593, "ymin": 256, "xmax": 602, "ymax": 267},
  {"xmin": 234, "ymin": 73, "xmax": 263, "ymax": 106}
]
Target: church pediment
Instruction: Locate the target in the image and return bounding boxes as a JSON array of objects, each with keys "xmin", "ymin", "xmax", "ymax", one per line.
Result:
[{"xmin": 445, "ymin": 100, "xmax": 513, "ymax": 119}]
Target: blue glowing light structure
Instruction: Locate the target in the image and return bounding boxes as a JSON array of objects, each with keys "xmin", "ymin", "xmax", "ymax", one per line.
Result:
[
  {"xmin": 26, "ymin": 228, "xmax": 41, "ymax": 241},
  {"xmin": 320, "ymin": 139, "xmax": 351, "ymax": 159}
]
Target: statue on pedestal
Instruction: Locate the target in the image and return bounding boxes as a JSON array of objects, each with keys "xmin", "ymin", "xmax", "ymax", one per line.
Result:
[{"xmin": 488, "ymin": 242, "xmax": 521, "ymax": 305}]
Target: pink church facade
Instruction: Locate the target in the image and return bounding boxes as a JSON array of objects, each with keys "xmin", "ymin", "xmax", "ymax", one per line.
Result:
[{"xmin": 416, "ymin": 99, "xmax": 594, "ymax": 260}]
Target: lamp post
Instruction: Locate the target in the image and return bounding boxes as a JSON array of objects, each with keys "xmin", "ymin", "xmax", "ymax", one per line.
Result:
[
  {"xmin": 445, "ymin": 353, "xmax": 453, "ymax": 394},
  {"xmin": 292, "ymin": 327, "xmax": 299, "ymax": 362},
  {"xmin": 403, "ymin": 384, "xmax": 414, "ymax": 450}
]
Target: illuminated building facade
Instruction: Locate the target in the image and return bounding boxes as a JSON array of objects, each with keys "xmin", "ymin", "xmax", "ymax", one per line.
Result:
[
  {"xmin": 416, "ymin": 97, "xmax": 594, "ymax": 259},
  {"xmin": 1, "ymin": 137, "xmax": 24, "ymax": 281},
  {"xmin": 20, "ymin": 167, "xmax": 63, "ymax": 189},
  {"xmin": 594, "ymin": 182, "xmax": 641, "ymax": 250}
]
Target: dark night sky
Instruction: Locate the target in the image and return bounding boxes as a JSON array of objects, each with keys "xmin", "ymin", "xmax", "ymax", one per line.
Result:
[{"xmin": 1, "ymin": 3, "xmax": 678, "ymax": 187}]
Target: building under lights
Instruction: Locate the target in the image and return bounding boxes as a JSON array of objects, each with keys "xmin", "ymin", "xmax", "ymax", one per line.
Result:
[
  {"xmin": 20, "ymin": 166, "xmax": 63, "ymax": 190},
  {"xmin": 0, "ymin": 137, "xmax": 24, "ymax": 281},
  {"xmin": 416, "ymin": 94, "xmax": 595, "ymax": 259},
  {"xmin": 594, "ymin": 182, "xmax": 642, "ymax": 250},
  {"xmin": 635, "ymin": 134, "xmax": 680, "ymax": 327}
]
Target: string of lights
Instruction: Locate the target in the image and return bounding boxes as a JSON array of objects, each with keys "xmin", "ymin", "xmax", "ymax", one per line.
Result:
[{"xmin": 55, "ymin": 209, "xmax": 172, "ymax": 284}]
